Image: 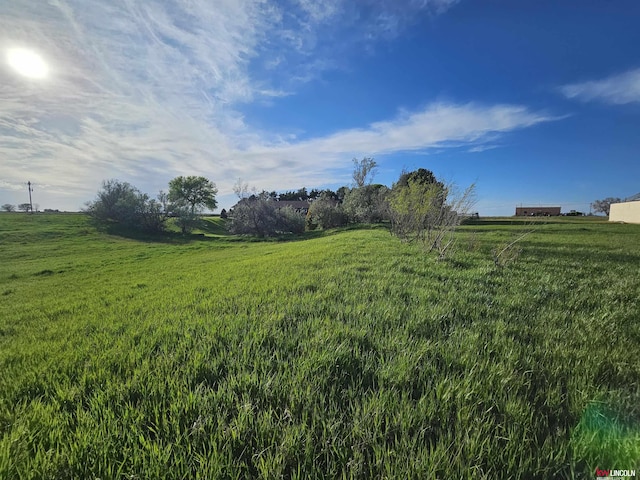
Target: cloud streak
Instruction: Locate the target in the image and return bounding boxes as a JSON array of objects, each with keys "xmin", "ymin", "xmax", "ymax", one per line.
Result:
[
  {"xmin": 213, "ymin": 102, "xmax": 558, "ymax": 201},
  {"xmin": 560, "ymin": 68, "xmax": 640, "ymax": 105},
  {"xmin": 1, "ymin": 0, "xmax": 557, "ymax": 210}
]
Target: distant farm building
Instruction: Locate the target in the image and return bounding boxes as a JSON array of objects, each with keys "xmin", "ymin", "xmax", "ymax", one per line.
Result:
[
  {"xmin": 515, "ymin": 206, "xmax": 561, "ymax": 217},
  {"xmin": 609, "ymin": 194, "xmax": 640, "ymax": 224}
]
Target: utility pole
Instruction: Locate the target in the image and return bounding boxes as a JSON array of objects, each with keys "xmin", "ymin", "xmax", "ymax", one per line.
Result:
[{"xmin": 27, "ymin": 181, "xmax": 34, "ymax": 213}]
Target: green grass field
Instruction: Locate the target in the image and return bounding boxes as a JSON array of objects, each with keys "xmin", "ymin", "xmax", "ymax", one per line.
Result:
[{"xmin": 1, "ymin": 213, "xmax": 639, "ymax": 479}]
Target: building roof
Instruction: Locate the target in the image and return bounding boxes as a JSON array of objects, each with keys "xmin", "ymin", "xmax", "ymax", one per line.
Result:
[
  {"xmin": 275, "ymin": 200, "xmax": 310, "ymax": 209},
  {"xmin": 624, "ymin": 192, "xmax": 640, "ymax": 202},
  {"xmin": 516, "ymin": 206, "xmax": 561, "ymax": 209}
]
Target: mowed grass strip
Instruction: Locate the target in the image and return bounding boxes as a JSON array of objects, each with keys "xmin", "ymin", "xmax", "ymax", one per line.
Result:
[{"xmin": 1, "ymin": 213, "xmax": 639, "ymax": 479}]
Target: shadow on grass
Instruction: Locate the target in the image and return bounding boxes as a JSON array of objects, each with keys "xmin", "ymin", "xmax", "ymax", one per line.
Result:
[
  {"xmin": 272, "ymin": 223, "xmax": 390, "ymax": 243},
  {"xmin": 210, "ymin": 222, "xmax": 390, "ymax": 244},
  {"xmin": 101, "ymin": 226, "xmax": 213, "ymax": 244},
  {"xmin": 94, "ymin": 219, "xmax": 390, "ymax": 245},
  {"xmin": 194, "ymin": 217, "xmax": 230, "ymax": 236}
]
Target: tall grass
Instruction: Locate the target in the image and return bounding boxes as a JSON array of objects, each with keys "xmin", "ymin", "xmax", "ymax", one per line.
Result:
[{"xmin": 0, "ymin": 213, "xmax": 638, "ymax": 478}]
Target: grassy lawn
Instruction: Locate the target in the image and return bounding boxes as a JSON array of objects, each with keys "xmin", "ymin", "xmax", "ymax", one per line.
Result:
[{"xmin": 1, "ymin": 213, "xmax": 639, "ymax": 479}]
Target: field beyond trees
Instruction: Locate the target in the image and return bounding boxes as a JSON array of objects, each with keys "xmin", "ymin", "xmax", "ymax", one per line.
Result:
[{"xmin": 1, "ymin": 213, "xmax": 639, "ymax": 479}]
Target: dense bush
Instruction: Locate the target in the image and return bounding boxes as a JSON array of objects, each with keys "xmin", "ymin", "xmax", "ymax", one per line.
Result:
[
  {"xmin": 342, "ymin": 184, "xmax": 390, "ymax": 224},
  {"xmin": 228, "ymin": 195, "xmax": 305, "ymax": 237},
  {"xmin": 84, "ymin": 179, "xmax": 169, "ymax": 233},
  {"xmin": 136, "ymin": 193, "xmax": 171, "ymax": 233},
  {"xmin": 307, "ymin": 194, "xmax": 348, "ymax": 229},
  {"xmin": 277, "ymin": 205, "xmax": 306, "ymax": 234}
]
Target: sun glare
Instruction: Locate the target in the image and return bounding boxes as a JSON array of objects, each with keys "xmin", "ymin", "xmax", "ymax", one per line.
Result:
[{"xmin": 6, "ymin": 48, "xmax": 49, "ymax": 79}]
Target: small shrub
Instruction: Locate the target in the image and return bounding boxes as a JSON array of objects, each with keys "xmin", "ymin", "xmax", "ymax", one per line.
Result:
[{"xmin": 388, "ymin": 171, "xmax": 476, "ymax": 259}]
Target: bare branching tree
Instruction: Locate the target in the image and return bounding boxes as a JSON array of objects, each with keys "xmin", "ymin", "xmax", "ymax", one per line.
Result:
[
  {"xmin": 233, "ymin": 178, "xmax": 251, "ymax": 199},
  {"xmin": 352, "ymin": 157, "xmax": 377, "ymax": 188},
  {"xmin": 492, "ymin": 227, "xmax": 535, "ymax": 268},
  {"xmin": 430, "ymin": 183, "xmax": 476, "ymax": 258},
  {"xmin": 591, "ymin": 197, "xmax": 622, "ymax": 216}
]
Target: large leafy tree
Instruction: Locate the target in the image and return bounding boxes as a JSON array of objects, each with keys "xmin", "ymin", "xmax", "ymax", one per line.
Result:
[{"xmin": 168, "ymin": 176, "xmax": 218, "ymax": 214}]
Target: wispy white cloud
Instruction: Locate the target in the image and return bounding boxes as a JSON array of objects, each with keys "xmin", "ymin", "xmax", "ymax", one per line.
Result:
[
  {"xmin": 262, "ymin": 0, "xmax": 462, "ymax": 85},
  {"xmin": 294, "ymin": 0, "xmax": 343, "ymax": 23},
  {"xmin": 560, "ymin": 68, "xmax": 640, "ymax": 105},
  {"xmin": 0, "ymin": 180, "xmax": 24, "ymax": 192},
  {"xmin": 206, "ymin": 103, "xmax": 557, "ymax": 211},
  {"xmin": 468, "ymin": 144, "xmax": 501, "ymax": 153},
  {"xmin": 1, "ymin": 0, "xmax": 558, "ymax": 211}
]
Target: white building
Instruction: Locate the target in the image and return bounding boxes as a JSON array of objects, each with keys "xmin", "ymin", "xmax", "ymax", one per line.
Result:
[{"xmin": 610, "ymin": 193, "xmax": 640, "ymax": 224}]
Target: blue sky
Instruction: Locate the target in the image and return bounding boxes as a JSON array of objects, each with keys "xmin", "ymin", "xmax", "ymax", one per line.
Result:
[{"xmin": 1, "ymin": 0, "xmax": 639, "ymax": 214}]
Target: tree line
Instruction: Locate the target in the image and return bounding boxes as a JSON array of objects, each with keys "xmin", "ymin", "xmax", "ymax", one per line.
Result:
[
  {"xmin": 80, "ymin": 157, "xmax": 475, "ymax": 254},
  {"xmin": 1, "ymin": 203, "xmax": 37, "ymax": 213},
  {"xmin": 228, "ymin": 158, "xmax": 476, "ymax": 257},
  {"xmin": 84, "ymin": 176, "xmax": 217, "ymax": 234},
  {"xmin": 260, "ymin": 187, "xmax": 343, "ymax": 202},
  {"xmin": 4, "ymin": 176, "xmax": 628, "ymax": 225}
]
